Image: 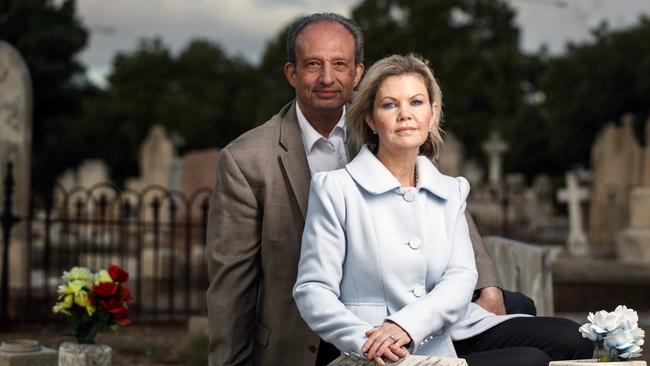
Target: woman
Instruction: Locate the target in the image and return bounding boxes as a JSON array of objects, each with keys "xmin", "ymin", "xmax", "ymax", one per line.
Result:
[{"xmin": 293, "ymin": 54, "xmax": 592, "ymax": 366}]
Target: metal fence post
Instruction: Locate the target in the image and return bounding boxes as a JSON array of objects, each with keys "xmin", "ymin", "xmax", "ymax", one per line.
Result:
[{"xmin": 1, "ymin": 162, "xmax": 17, "ymax": 326}]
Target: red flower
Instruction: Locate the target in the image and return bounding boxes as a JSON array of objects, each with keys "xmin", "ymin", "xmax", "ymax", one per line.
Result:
[
  {"xmin": 93, "ymin": 282, "xmax": 118, "ymax": 297},
  {"xmin": 108, "ymin": 264, "xmax": 129, "ymax": 283},
  {"xmin": 119, "ymin": 286, "xmax": 133, "ymax": 302},
  {"xmin": 110, "ymin": 305, "xmax": 131, "ymax": 325}
]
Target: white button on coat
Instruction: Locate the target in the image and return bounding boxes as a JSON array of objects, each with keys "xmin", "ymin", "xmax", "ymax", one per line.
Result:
[
  {"xmin": 412, "ymin": 285, "xmax": 425, "ymax": 297},
  {"xmin": 408, "ymin": 238, "xmax": 422, "ymax": 249},
  {"xmin": 403, "ymin": 189, "xmax": 416, "ymax": 202}
]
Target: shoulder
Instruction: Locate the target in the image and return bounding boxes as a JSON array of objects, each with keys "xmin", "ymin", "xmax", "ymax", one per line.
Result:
[
  {"xmin": 311, "ymin": 168, "xmax": 356, "ymax": 192},
  {"xmin": 220, "ymin": 102, "xmax": 292, "ymax": 163}
]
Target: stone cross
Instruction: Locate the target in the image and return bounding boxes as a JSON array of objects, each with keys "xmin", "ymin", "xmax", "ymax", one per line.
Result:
[
  {"xmin": 482, "ymin": 132, "xmax": 508, "ymax": 186},
  {"xmin": 557, "ymin": 171, "xmax": 591, "ymax": 257}
]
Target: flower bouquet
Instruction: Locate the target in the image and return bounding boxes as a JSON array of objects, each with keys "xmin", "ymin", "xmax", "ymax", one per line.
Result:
[
  {"xmin": 579, "ymin": 305, "xmax": 645, "ymax": 361},
  {"xmin": 53, "ymin": 264, "xmax": 133, "ymax": 344}
]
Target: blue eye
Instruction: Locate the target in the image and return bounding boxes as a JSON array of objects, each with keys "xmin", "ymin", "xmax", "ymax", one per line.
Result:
[
  {"xmin": 411, "ymin": 99, "xmax": 423, "ymax": 106},
  {"xmin": 382, "ymin": 102, "xmax": 396, "ymax": 109}
]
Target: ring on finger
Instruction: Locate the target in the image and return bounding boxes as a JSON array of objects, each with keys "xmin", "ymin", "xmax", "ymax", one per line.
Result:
[{"xmin": 389, "ymin": 334, "xmax": 398, "ymax": 341}]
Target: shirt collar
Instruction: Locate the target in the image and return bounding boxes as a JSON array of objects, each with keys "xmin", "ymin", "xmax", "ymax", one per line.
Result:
[
  {"xmin": 345, "ymin": 145, "xmax": 450, "ymax": 199},
  {"xmin": 296, "ymin": 102, "xmax": 347, "ymax": 152}
]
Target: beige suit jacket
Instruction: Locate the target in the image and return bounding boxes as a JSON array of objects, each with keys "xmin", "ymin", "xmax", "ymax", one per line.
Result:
[{"xmin": 206, "ymin": 102, "xmax": 500, "ymax": 366}]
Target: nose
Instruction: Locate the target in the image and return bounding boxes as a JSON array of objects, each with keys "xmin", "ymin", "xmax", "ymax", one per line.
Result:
[
  {"xmin": 319, "ymin": 63, "xmax": 334, "ymax": 85},
  {"xmin": 397, "ymin": 107, "xmax": 413, "ymax": 121}
]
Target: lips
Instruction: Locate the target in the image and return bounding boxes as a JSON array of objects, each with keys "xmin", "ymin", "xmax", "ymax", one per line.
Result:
[
  {"xmin": 396, "ymin": 127, "xmax": 417, "ymax": 133},
  {"xmin": 314, "ymin": 89, "xmax": 339, "ymax": 98}
]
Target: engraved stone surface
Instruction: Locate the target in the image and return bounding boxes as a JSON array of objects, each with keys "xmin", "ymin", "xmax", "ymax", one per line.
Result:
[
  {"xmin": 550, "ymin": 360, "xmax": 646, "ymax": 366},
  {"xmin": 327, "ymin": 355, "xmax": 468, "ymax": 366},
  {"xmin": 0, "ymin": 340, "xmax": 56, "ymax": 366},
  {"xmin": 58, "ymin": 342, "xmax": 111, "ymax": 366}
]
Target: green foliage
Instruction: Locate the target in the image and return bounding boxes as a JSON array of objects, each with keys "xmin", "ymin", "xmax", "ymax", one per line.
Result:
[
  {"xmin": 73, "ymin": 38, "xmax": 260, "ymax": 184},
  {"xmin": 539, "ymin": 16, "xmax": 650, "ymax": 173},
  {"xmin": 353, "ymin": 0, "xmax": 524, "ymax": 163},
  {"xmin": 0, "ymin": 0, "xmax": 91, "ymax": 192}
]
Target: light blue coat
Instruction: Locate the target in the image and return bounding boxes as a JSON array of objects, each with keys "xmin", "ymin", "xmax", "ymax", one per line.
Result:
[{"xmin": 293, "ymin": 145, "xmax": 525, "ymax": 358}]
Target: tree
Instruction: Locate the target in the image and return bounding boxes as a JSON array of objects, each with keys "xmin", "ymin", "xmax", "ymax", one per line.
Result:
[
  {"xmin": 0, "ymin": 0, "xmax": 90, "ymax": 192},
  {"xmin": 352, "ymin": 0, "xmax": 525, "ymax": 165},
  {"xmin": 73, "ymin": 38, "xmax": 259, "ymax": 184},
  {"xmin": 539, "ymin": 17, "xmax": 650, "ymax": 172}
]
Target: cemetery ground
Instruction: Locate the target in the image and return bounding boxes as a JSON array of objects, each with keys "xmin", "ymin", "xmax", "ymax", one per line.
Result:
[{"xmin": 0, "ymin": 321, "xmax": 208, "ymax": 365}]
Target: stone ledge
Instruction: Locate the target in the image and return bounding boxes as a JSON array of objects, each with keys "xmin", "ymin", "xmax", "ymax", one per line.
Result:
[
  {"xmin": 0, "ymin": 346, "xmax": 57, "ymax": 366},
  {"xmin": 328, "ymin": 355, "xmax": 468, "ymax": 366}
]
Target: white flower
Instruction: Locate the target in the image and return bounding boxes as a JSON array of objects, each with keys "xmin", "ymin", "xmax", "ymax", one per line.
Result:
[
  {"xmin": 614, "ymin": 305, "xmax": 639, "ymax": 331},
  {"xmin": 579, "ymin": 322, "xmax": 601, "ymax": 342},
  {"xmin": 588, "ymin": 310, "xmax": 621, "ymax": 334}
]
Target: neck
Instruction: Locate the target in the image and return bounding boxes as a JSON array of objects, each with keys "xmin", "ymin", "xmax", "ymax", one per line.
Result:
[
  {"xmin": 376, "ymin": 148, "xmax": 418, "ymax": 187},
  {"xmin": 298, "ymin": 102, "xmax": 343, "ymax": 137}
]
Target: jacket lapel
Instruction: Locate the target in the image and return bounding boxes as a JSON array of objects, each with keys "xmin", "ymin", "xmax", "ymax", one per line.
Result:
[{"xmin": 278, "ymin": 102, "xmax": 311, "ymax": 219}]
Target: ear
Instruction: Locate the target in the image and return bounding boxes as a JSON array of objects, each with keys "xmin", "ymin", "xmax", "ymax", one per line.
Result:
[
  {"xmin": 353, "ymin": 63, "xmax": 365, "ymax": 87},
  {"xmin": 364, "ymin": 113, "xmax": 376, "ymax": 133},
  {"xmin": 430, "ymin": 102, "xmax": 439, "ymax": 129},
  {"xmin": 284, "ymin": 62, "xmax": 297, "ymax": 87}
]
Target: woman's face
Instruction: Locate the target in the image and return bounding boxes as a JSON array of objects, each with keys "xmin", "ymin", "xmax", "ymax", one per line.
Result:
[{"xmin": 365, "ymin": 73, "xmax": 437, "ymax": 157}]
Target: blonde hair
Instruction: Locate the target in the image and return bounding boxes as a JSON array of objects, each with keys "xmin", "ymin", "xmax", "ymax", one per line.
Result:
[{"xmin": 347, "ymin": 54, "xmax": 443, "ymax": 159}]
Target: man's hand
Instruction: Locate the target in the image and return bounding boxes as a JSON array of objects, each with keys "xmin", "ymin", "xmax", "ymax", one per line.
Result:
[
  {"xmin": 362, "ymin": 321, "xmax": 411, "ymax": 365},
  {"xmin": 474, "ymin": 286, "xmax": 506, "ymax": 315}
]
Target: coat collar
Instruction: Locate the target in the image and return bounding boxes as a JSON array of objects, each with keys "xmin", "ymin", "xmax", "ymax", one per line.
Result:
[
  {"xmin": 278, "ymin": 101, "xmax": 311, "ymax": 218},
  {"xmin": 345, "ymin": 145, "xmax": 450, "ymax": 200}
]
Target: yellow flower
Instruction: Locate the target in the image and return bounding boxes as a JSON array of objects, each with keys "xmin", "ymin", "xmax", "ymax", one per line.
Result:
[
  {"xmin": 53, "ymin": 294, "xmax": 73, "ymax": 315},
  {"xmin": 95, "ymin": 270, "xmax": 113, "ymax": 284},
  {"xmin": 63, "ymin": 267, "xmax": 93, "ymax": 283},
  {"xmin": 73, "ymin": 291, "xmax": 95, "ymax": 316}
]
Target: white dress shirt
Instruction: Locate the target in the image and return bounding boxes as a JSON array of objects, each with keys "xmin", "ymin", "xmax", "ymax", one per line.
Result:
[{"xmin": 296, "ymin": 102, "xmax": 348, "ymax": 174}]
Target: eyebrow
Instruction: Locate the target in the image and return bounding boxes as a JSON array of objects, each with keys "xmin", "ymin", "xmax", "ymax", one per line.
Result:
[{"xmin": 378, "ymin": 93, "xmax": 426, "ymax": 100}]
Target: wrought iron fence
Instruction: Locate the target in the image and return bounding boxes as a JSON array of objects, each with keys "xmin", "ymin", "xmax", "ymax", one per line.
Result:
[{"xmin": 0, "ymin": 162, "xmax": 212, "ymax": 326}]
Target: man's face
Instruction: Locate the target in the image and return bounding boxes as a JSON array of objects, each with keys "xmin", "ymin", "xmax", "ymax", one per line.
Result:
[{"xmin": 284, "ymin": 21, "xmax": 364, "ymax": 119}]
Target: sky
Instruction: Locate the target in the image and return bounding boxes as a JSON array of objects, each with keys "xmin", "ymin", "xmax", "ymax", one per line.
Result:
[{"xmin": 75, "ymin": 0, "xmax": 650, "ymax": 86}]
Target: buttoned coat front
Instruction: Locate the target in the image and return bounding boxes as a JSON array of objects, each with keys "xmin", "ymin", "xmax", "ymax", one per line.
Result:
[{"xmin": 293, "ymin": 146, "xmax": 518, "ymax": 358}]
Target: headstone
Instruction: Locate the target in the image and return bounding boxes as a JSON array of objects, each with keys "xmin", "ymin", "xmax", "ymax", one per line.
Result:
[
  {"xmin": 0, "ymin": 41, "xmax": 32, "ymax": 291},
  {"xmin": 482, "ymin": 132, "xmax": 508, "ymax": 186},
  {"xmin": 126, "ymin": 124, "xmax": 175, "ymax": 192},
  {"xmin": 617, "ymin": 186, "xmax": 650, "ymax": 263},
  {"xmin": 438, "ymin": 132, "xmax": 464, "ymax": 177},
  {"xmin": 558, "ymin": 171, "xmax": 591, "ymax": 257},
  {"xmin": 549, "ymin": 360, "xmax": 646, "ymax": 366},
  {"xmin": 644, "ymin": 116, "xmax": 650, "ymax": 185},
  {"xmin": 76, "ymin": 159, "xmax": 109, "ymax": 188},
  {"xmin": 589, "ymin": 115, "xmax": 643, "ymax": 257},
  {"xmin": 180, "ymin": 149, "xmax": 219, "ymax": 199},
  {"xmin": 0, "ymin": 340, "xmax": 57, "ymax": 366},
  {"xmin": 328, "ymin": 355, "xmax": 467, "ymax": 366},
  {"xmin": 484, "ymin": 236, "xmax": 554, "ymax": 316},
  {"xmin": 462, "ymin": 160, "xmax": 484, "ymax": 188}
]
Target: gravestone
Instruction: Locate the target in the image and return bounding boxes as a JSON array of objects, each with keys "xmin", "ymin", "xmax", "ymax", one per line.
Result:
[
  {"xmin": 617, "ymin": 186, "xmax": 650, "ymax": 263},
  {"xmin": 0, "ymin": 340, "xmax": 57, "ymax": 366},
  {"xmin": 589, "ymin": 115, "xmax": 643, "ymax": 257},
  {"xmin": 484, "ymin": 236, "xmax": 554, "ymax": 316},
  {"xmin": 482, "ymin": 132, "xmax": 508, "ymax": 187},
  {"xmin": 126, "ymin": 124, "xmax": 175, "ymax": 192},
  {"xmin": 462, "ymin": 160, "xmax": 483, "ymax": 188},
  {"xmin": 558, "ymin": 171, "xmax": 590, "ymax": 257},
  {"xmin": 438, "ymin": 132, "xmax": 463, "ymax": 177},
  {"xmin": 180, "ymin": 148, "xmax": 219, "ymax": 215},
  {"xmin": 328, "ymin": 355, "xmax": 467, "ymax": 366},
  {"xmin": 0, "ymin": 41, "xmax": 32, "ymax": 292},
  {"xmin": 644, "ymin": 116, "xmax": 650, "ymax": 185}
]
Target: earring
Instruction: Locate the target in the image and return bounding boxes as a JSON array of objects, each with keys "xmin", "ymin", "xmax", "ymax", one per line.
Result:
[{"xmin": 372, "ymin": 130, "xmax": 378, "ymax": 135}]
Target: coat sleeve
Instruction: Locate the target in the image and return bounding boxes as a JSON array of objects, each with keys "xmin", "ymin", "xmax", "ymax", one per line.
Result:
[
  {"xmin": 466, "ymin": 211, "xmax": 503, "ymax": 290},
  {"xmin": 293, "ymin": 172, "xmax": 373, "ymax": 356},
  {"xmin": 386, "ymin": 177, "xmax": 478, "ymax": 353},
  {"xmin": 206, "ymin": 148, "xmax": 260, "ymax": 366}
]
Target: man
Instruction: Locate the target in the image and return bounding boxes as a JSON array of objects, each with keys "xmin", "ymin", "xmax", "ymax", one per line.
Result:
[{"xmin": 206, "ymin": 12, "xmax": 526, "ymax": 366}]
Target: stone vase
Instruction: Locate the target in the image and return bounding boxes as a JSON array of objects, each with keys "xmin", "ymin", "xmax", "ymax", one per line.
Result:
[{"xmin": 58, "ymin": 342, "xmax": 111, "ymax": 366}]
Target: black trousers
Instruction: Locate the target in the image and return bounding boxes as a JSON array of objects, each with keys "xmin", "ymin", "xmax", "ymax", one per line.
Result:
[
  {"xmin": 453, "ymin": 317, "xmax": 594, "ymax": 366},
  {"xmin": 315, "ymin": 290, "xmax": 540, "ymax": 366}
]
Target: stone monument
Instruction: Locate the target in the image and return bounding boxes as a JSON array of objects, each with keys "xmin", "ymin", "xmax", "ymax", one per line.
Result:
[
  {"xmin": 482, "ymin": 132, "xmax": 508, "ymax": 187},
  {"xmin": 588, "ymin": 115, "xmax": 643, "ymax": 257},
  {"xmin": 0, "ymin": 41, "xmax": 32, "ymax": 297},
  {"xmin": 438, "ymin": 131, "xmax": 463, "ymax": 177},
  {"xmin": 558, "ymin": 171, "xmax": 590, "ymax": 257}
]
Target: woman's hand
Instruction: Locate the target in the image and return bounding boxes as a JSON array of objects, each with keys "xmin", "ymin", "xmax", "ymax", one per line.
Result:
[{"xmin": 362, "ymin": 321, "xmax": 411, "ymax": 365}]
